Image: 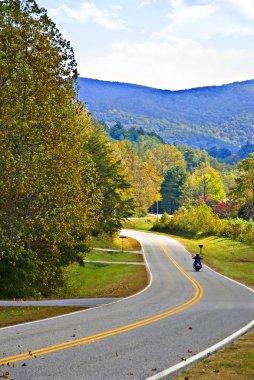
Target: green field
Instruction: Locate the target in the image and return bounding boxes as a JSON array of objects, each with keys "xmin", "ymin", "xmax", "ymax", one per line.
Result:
[{"xmin": 55, "ymin": 261, "xmax": 147, "ymax": 298}]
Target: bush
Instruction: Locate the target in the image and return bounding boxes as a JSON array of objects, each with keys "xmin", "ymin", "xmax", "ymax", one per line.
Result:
[{"xmin": 153, "ymin": 203, "xmax": 254, "ymax": 245}]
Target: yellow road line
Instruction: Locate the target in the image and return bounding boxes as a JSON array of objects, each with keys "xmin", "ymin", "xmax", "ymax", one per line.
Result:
[{"xmin": 0, "ymin": 239, "xmax": 203, "ymax": 365}]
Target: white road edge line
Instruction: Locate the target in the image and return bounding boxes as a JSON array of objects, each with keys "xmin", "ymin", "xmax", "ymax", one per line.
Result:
[
  {"xmin": 0, "ymin": 229, "xmax": 153, "ymax": 331},
  {"xmin": 145, "ymin": 319, "xmax": 254, "ymax": 380},
  {"xmin": 145, "ymin": 234, "xmax": 254, "ymax": 380}
]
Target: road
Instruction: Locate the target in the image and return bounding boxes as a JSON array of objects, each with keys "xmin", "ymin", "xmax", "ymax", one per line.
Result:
[{"xmin": 0, "ymin": 230, "xmax": 253, "ymax": 379}]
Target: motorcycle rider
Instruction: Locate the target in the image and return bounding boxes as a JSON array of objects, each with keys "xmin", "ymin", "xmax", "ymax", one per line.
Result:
[{"xmin": 192, "ymin": 253, "xmax": 202, "ymax": 264}]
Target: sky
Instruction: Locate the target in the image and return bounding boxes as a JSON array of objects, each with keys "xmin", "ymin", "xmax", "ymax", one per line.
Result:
[{"xmin": 36, "ymin": 0, "xmax": 254, "ymax": 90}]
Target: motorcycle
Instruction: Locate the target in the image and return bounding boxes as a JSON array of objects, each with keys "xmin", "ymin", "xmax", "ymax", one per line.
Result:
[{"xmin": 193, "ymin": 260, "xmax": 202, "ymax": 271}]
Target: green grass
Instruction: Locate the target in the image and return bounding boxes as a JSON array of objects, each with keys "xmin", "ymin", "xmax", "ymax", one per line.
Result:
[
  {"xmin": 55, "ymin": 262, "xmax": 148, "ymax": 298},
  {"xmin": 123, "ymin": 216, "xmax": 156, "ymax": 231},
  {"xmin": 0, "ymin": 306, "xmax": 85, "ymax": 328},
  {"xmin": 85, "ymin": 249, "xmax": 143, "ymax": 262},
  {"xmin": 92, "ymin": 235, "xmax": 141, "ymax": 251},
  {"xmin": 173, "ymin": 235, "xmax": 254, "ymax": 287}
]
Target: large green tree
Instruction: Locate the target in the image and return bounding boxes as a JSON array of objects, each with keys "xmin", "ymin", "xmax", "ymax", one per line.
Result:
[
  {"xmin": 0, "ymin": 0, "xmax": 100, "ymax": 297},
  {"xmin": 85, "ymin": 120, "xmax": 135, "ymax": 235}
]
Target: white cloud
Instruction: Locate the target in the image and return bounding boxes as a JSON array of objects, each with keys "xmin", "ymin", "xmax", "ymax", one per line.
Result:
[
  {"xmin": 50, "ymin": 2, "xmax": 126, "ymax": 30},
  {"xmin": 138, "ymin": 0, "xmax": 158, "ymax": 8},
  {"xmin": 225, "ymin": 0, "xmax": 254, "ymax": 20},
  {"xmin": 78, "ymin": 39, "xmax": 254, "ymax": 90},
  {"xmin": 153, "ymin": 0, "xmax": 254, "ymax": 43}
]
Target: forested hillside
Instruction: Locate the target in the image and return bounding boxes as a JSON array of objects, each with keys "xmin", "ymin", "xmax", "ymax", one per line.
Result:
[{"xmin": 78, "ymin": 78, "xmax": 254, "ymax": 152}]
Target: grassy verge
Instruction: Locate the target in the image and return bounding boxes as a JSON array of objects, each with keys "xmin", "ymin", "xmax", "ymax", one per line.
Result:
[
  {"xmin": 0, "ymin": 306, "xmax": 85, "ymax": 328},
  {"xmin": 56, "ymin": 262, "xmax": 148, "ymax": 298},
  {"xmin": 171, "ymin": 235, "xmax": 254, "ymax": 288},
  {"xmin": 123, "ymin": 216, "xmax": 156, "ymax": 231},
  {"xmin": 174, "ymin": 329, "xmax": 254, "ymax": 380},
  {"xmin": 92, "ymin": 234, "xmax": 141, "ymax": 251},
  {"xmin": 85, "ymin": 249, "xmax": 143, "ymax": 262}
]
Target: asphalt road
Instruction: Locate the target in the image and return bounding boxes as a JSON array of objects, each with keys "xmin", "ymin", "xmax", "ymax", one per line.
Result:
[{"xmin": 0, "ymin": 230, "xmax": 253, "ymax": 379}]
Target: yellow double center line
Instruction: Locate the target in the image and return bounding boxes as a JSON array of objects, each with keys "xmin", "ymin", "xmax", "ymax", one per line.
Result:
[{"xmin": 0, "ymin": 239, "xmax": 203, "ymax": 365}]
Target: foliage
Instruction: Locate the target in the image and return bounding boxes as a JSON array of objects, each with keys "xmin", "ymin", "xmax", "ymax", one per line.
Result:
[
  {"xmin": 160, "ymin": 165, "xmax": 188, "ymax": 213},
  {"xmin": 112, "ymin": 140, "xmax": 162, "ymax": 215},
  {"xmin": 109, "ymin": 121, "xmax": 163, "ymax": 144},
  {"xmin": 84, "ymin": 120, "xmax": 135, "ymax": 235},
  {"xmin": 0, "ymin": 1, "xmax": 135, "ymax": 298},
  {"xmin": 229, "ymin": 153, "xmax": 254, "ymax": 219},
  {"xmin": 154, "ymin": 203, "xmax": 254, "ymax": 245},
  {"xmin": 144, "ymin": 144, "xmax": 186, "ymax": 177},
  {"xmin": 181, "ymin": 163, "xmax": 226, "ymax": 205}
]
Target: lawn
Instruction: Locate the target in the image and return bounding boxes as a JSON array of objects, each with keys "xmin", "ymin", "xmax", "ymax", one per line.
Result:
[
  {"xmin": 173, "ymin": 235, "xmax": 254, "ymax": 287},
  {"xmin": 56, "ymin": 261, "xmax": 148, "ymax": 298},
  {"xmin": 85, "ymin": 249, "xmax": 143, "ymax": 262}
]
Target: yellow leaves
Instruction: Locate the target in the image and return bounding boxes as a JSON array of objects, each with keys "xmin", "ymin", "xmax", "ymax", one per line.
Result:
[{"xmin": 145, "ymin": 144, "xmax": 186, "ymax": 177}]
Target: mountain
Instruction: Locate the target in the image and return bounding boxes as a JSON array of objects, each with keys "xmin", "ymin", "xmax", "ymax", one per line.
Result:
[{"xmin": 78, "ymin": 78, "xmax": 254, "ymax": 152}]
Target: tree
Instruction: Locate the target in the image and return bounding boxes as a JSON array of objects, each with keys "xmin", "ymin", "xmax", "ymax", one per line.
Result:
[
  {"xmin": 145, "ymin": 144, "xmax": 186, "ymax": 177},
  {"xmin": 0, "ymin": 0, "xmax": 99, "ymax": 296},
  {"xmin": 177, "ymin": 145, "xmax": 210, "ymax": 172},
  {"xmin": 160, "ymin": 165, "xmax": 188, "ymax": 214},
  {"xmin": 181, "ymin": 163, "xmax": 226, "ymax": 206},
  {"xmin": 229, "ymin": 153, "xmax": 254, "ymax": 219},
  {"xmin": 84, "ymin": 120, "xmax": 135, "ymax": 235},
  {"xmin": 112, "ymin": 140, "xmax": 162, "ymax": 215}
]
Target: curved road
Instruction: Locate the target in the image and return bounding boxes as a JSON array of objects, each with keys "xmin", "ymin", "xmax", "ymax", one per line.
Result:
[{"xmin": 0, "ymin": 230, "xmax": 253, "ymax": 379}]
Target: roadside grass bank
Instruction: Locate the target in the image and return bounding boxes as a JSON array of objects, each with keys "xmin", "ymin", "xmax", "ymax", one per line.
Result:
[
  {"xmin": 86, "ymin": 249, "xmax": 143, "ymax": 262},
  {"xmin": 170, "ymin": 235, "xmax": 254, "ymax": 288},
  {"xmin": 92, "ymin": 234, "xmax": 142, "ymax": 251},
  {"xmin": 123, "ymin": 216, "xmax": 156, "ymax": 231},
  {"xmin": 174, "ymin": 329, "xmax": 254, "ymax": 380},
  {"xmin": 0, "ymin": 307, "xmax": 85, "ymax": 328},
  {"xmin": 55, "ymin": 262, "xmax": 148, "ymax": 298}
]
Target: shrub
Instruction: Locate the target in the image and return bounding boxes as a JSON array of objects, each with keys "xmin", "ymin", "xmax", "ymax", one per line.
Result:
[{"xmin": 153, "ymin": 203, "xmax": 254, "ymax": 245}]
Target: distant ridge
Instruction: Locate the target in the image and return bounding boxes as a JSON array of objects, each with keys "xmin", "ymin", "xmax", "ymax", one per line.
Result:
[{"xmin": 78, "ymin": 77, "xmax": 254, "ymax": 151}]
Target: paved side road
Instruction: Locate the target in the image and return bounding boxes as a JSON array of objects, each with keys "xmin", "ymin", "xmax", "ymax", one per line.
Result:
[
  {"xmin": 0, "ymin": 297, "xmax": 122, "ymax": 307},
  {"xmin": 0, "ymin": 230, "xmax": 253, "ymax": 379}
]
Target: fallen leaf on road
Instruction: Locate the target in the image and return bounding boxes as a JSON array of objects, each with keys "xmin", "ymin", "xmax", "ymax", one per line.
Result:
[{"xmin": 1, "ymin": 372, "xmax": 9, "ymax": 379}]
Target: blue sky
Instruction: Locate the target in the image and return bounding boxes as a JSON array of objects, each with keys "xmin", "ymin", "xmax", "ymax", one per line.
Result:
[{"xmin": 37, "ymin": 0, "xmax": 254, "ymax": 90}]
